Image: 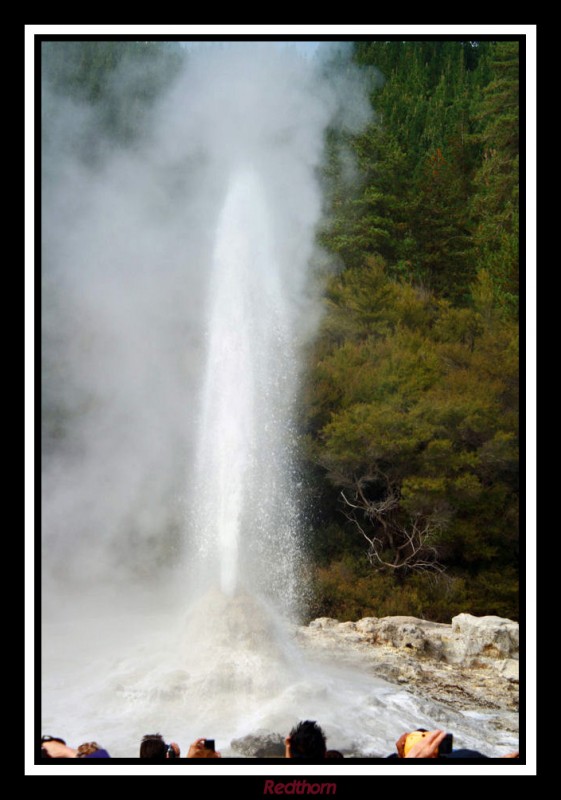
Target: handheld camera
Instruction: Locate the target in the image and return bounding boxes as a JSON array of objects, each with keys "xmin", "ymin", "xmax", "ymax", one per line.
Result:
[{"xmin": 403, "ymin": 730, "xmax": 453, "ymax": 757}]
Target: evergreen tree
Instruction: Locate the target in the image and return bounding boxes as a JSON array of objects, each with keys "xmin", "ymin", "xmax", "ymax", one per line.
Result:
[
  {"xmin": 471, "ymin": 41, "xmax": 520, "ymax": 316},
  {"xmin": 322, "ymin": 41, "xmax": 491, "ymax": 299},
  {"xmin": 408, "ymin": 145, "xmax": 475, "ymax": 301}
]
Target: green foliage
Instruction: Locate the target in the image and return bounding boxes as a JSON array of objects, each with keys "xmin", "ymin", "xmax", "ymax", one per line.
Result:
[
  {"xmin": 307, "ymin": 558, "xmax": 518, "ymax": 623},
  {"xmin": 470, "ymin": 42, "xmax": 520, "ymax": 316},
  {"xmin": 321, "ymin": 40, "xmax": 519, "ymax": 312},
  {"xmin": 302, "ymin": 253, "xmax": 519, "ymax": 618},
  {"xmin": 408, "ymin": 146, "xmax": 475, "ymax": 301},
  {"xmin": 307, "ymin": 40, "xmax": 520, "ymax": 620}
]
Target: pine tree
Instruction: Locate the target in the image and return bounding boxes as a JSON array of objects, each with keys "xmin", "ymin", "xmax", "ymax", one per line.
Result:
[{"xmin": 471, "ymin": 42, "xmax": 520, "ymax": 316}]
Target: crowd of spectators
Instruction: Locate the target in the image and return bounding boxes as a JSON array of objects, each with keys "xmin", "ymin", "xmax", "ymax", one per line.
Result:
[{"xmin": 40, "ymin": 721, "xmax": 518, "ymax": 760}]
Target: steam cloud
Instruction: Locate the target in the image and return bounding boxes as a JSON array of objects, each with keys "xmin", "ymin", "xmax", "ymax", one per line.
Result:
[{"xmin": 41, "ymin": 42, "xmax": 371, "ymax": 600}]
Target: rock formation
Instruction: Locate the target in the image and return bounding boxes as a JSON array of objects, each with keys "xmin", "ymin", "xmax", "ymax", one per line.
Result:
[{"xmin": 297, "ymin": 613, "xmax": 519, "ymax": 715}]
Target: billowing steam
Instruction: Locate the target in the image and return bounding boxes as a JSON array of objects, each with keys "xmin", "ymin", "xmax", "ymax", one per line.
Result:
[{"xmin": 42, "ymin": 43, "xmax": 370, "ymax": 601}]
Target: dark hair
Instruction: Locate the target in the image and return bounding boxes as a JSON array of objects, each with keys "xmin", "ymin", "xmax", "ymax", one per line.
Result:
[
  {"xmin": 40, "ymin": 735, "xmax": 66, "ymax": 758},
  {"xmin": 140, "ymin": 733, "xmax": 168, "ymax": 759},
  {"xmin": 325, "ymin": 750, "xmax": 344, "ymax": 759},
  {"xmin": 289, "ymin": 721, "xmax": 327, "ymax": 759}
]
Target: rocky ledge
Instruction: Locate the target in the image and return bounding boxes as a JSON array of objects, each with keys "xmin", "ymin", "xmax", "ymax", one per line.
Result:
[{"xmin": 296, "ymin": 613, "xmax": 519, "ymax": 717}]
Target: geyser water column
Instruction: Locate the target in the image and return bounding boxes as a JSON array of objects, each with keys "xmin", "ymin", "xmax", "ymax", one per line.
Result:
[{"xmin": 190, "ymin": 166, "xmax": 302, "ymax": 611}]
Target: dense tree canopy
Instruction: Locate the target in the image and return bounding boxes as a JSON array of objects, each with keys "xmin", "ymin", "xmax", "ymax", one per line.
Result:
[{"xmin": 304, "ymin": 40, "xmax": 520, "ymax": 621}]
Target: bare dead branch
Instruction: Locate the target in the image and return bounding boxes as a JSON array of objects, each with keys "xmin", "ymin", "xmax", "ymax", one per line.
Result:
[{"xmin": 340, "ymin": 485, "xmax": 446, "ymax": 577}]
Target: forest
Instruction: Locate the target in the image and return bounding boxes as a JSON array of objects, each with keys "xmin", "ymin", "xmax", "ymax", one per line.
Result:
[
  {"xmin": 41, "ymin": 39, "xmax": 520, "ymax": 622},
  {"xmin": 304, "ymin": 40, "xmax": 520, "ymax": 621}
]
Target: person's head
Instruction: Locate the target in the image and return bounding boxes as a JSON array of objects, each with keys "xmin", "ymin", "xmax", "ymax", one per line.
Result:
[
  {"xmin": 288, "ymin": 720, "xmax": 327, "ymax": 759},
  {"xmin": 140, "ymin": 733, "xmax": 168, "ymax": 759},
  {"xmin": 325, "ymin": 749, "xmax": 344, "ymax": 759},
  {"xmin": 76, "ymin": 741, "xmax": 101, "ymax": 757},
  {"xmin": 40, "ymin": 735, "xmax": 66, "ymax": 758}
]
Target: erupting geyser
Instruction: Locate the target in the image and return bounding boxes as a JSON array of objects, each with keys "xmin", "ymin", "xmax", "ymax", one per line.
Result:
[
  {"xmin": 40, "ymin": 43, "xmax": 518, "ymax": 759},
  {"xmin": 191, "ymin": 167, "xmax": 301, "ymax": 607}
]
